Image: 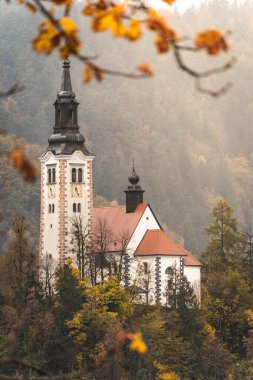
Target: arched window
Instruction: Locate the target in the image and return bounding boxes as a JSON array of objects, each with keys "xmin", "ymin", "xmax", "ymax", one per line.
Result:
[
  {"xmin": 73, "ymin": 203, "xmax": 76, "ymax": 212},
  {"xmin": 52, "ymin": 204, "xmax": 55, "ymax": 213},
  {"xmin": 52, "ymin": 168, "xmax": 56, "ymax": 183},
  {"xmin": 78, "ymin": 203, "xmax": 81, "ymax": 212},
  {"xmin": 72, "ymin": 168, "xmax": 77, "ymax": 183},
  {"xmin": 78, "ymin": 168, "xmax": 82, "ymax": 183},
  {"xmin": 58, "ymin": 109, "xmax": 61, "ymax": 119},
  {"xmin": 69, "ymin": 108, "xmax": 73, "ymax": 120},
  {"xmin": 48, "ymin": 168, "xmax": 51, "ymax": 184},
  {"xmin": 48, "ymin": 204, "xmax": 51, "ymax": 213}
]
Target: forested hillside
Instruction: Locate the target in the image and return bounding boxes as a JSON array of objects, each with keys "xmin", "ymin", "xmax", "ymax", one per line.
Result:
[{"xmin": 1, "ymin": 1, "xmax": 253, "ymax": 252}]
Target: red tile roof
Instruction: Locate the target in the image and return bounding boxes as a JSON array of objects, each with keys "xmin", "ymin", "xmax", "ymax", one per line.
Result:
[
  {"xmin": 93, "ymin": 203, "xmax": 147, "ymax": 252},
  {"xmin": 135, "ymin": 229, "xmax": 188, "ymax": 257},
  {"xmin": 183, "ymin": 251, "xmax": 202, "ymax": 266},
  {"xmin": 93, "ymin": 205, "xmax": 201, "ymax": 266},
  {"xmin": 135, "ymin": 229, "xmax": 201, "ymax": 266}
]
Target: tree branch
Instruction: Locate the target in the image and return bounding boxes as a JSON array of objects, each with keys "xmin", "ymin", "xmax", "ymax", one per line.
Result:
[
  {"xmin": 173, "ymin": 42, "xmax": 236, "ymax": 97},
  {"xmin": 0, "ymin": 84, "xmax": 24, "ymax": 98},
  {"xmin": 33, "ymin": 0, "xmax": 149, "ymax": 80}
]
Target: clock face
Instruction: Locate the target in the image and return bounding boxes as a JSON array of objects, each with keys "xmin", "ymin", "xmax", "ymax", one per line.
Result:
[
  {"xmin": 71, "ymin": 184, "xmax": 82, "ymax": 198},
  {"xmin": 48, "ymin": 185, "xmax": 56, "ymax": 199}
]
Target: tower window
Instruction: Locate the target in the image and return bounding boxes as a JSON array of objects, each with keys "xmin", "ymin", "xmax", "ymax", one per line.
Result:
[
  {"xmin": 52, "ymin": 204, "xmax": 55, "ymax": 213},
  {"xmin": 72, "ymin": 168, "xmax": 77, "ymax": 183},
  {"xmin": 69, "ymin": 108, "xmax": 73, "ymax": 120},
  {"xmin": 57, "ymin": 109, "xmax": 61, "ymax": 120},
  {"xmin": 48, "ymin": 169, "xmax": 52, "ymax": 184},
  {"xmin": 73, "ymin": 203, "xmax": 76, "ymax": 213},
  {"xmin": 78, "ymin": 168, "xmax": 82, "ymax": 183},
  {"xmin": 52, "ymin": 168, "xmax": 56, "ymax": 183},
  {"xmin": 77, "ymin": 203, "xmax": 81, "ymax": 212},
  {"xmin": 48, "ymin": 204, "xmax": 51, "ymax": 213}
]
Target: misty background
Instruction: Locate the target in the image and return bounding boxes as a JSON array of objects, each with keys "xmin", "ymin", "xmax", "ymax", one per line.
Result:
[{"xmin": 1, "ymin": 0, "xmax": 253, "ymax": 254}]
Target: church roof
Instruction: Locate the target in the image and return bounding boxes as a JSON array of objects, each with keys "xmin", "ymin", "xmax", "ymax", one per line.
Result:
[
  {"xmin": 93, "ymin": 203, "xmax": 148, "ymax": 252},
  {"xmin": 135, "ymin": 229, "xmax": 188, "ymax": 257},
  {"xmin": 183, "ymin": 251, "xmax": 202, "ymax": 266},
  {"xmin": 135, "ymin": 229, "xmax": 201, "ymax": 266}
]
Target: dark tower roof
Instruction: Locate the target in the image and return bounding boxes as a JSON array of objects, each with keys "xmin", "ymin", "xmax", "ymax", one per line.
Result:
[
  {"xmin": 125, "ymin": 163, "xmax": 145, "ymax": 213},
  {"xmin": 47, "ymin": 60, "xmax": 93, "ymax": 156}
]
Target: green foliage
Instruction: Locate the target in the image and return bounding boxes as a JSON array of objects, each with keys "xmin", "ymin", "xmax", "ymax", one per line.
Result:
[
  {"xmin": 202, "ymin": 200, "xmax": 253, "ymax": 357},
  {"xmin": 202, "ymin": 199, "xmax": 242, "ymax": 271}
]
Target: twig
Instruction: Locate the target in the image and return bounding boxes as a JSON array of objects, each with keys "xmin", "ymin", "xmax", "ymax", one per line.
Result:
[
  {"xmin": 0, "ymin": 84, "xmax": 24, "ymax": 98},
  {"xmin": 173, "ymin": 42, "xmax": 236, "ymax": 97}
]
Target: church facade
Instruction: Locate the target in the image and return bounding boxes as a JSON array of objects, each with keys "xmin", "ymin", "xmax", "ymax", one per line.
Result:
[{"xmin": 39, "ymin": 60, "xmax": 201, "ymax": 305}]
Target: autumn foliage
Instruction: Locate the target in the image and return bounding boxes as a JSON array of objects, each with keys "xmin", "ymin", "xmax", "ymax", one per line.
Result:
[
  {"xmin": 6, "ymin": 148, "xmax": 36, "ymax": 181},
  {"xmin": 22, "ymin": 0, "xmax": 231, "ymax": 85}
]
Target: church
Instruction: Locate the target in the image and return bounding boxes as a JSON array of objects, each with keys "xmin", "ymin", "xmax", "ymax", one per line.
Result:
[{"xmin": 39, "ymin": 60, "xmax": 201, "ymax": 305}]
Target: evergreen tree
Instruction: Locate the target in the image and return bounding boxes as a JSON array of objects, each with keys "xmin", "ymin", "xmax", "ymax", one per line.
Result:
[
  {"xmin": 202, "ymin": 199, "xmax": 242, "ymax": 271},
  {"xmin": 46, "ymin": 261, "xmax": 87, "ymax": 372}
]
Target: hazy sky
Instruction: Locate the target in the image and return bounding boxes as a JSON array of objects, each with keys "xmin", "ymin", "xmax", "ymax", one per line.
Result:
[{"xmin": 149, "ymin": 0, "xmax": 246, "ymax": 12}]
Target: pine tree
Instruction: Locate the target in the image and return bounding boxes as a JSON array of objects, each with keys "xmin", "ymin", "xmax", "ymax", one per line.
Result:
[{"xmin": 202, "ymin": 199, "xmax": 242, "ymax": 271}]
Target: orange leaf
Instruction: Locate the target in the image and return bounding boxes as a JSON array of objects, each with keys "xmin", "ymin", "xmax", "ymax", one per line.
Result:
[
  {"xmin": 7, "ymin": 149, "xmax": 36, "ymax": 182},
  {"xmin": 163, "ymin": 0, "xmax": 176, "ymax": 4},
  {"xmin": 84, "ymin": 65, "xmax": 92, "ymax": 83},
  {"xmin": 195, "ymin": 30, "xmax": 229, "ymax": 55},
  {"xmin": 155, "ymin": 34, "xmax": 170, "ymax": 53},
  {"xmin": 53, "ymin": 0, "xmax": 72, "ymax": 6},
  {"xmin": 137, "ymin": 63, "xmax": 153, "ymax": 76}
]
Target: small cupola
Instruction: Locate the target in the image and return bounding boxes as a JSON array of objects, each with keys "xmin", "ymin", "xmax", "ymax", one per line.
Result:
[{"xmin": 124, "ymin": 163, "xmax": 145, "ymax": 213}]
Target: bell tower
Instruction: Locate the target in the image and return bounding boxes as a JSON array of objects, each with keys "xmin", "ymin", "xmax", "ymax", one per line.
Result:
[
  {"xmin": 125, "ymin": 164, "xmax": 145, "ymax": 213},
  {"xmin": 39, "ymin": 60, "xmax": 94, "ymax": 266}
]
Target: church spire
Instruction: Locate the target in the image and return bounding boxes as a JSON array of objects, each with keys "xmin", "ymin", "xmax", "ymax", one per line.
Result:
[
  {"xmin": 60, "ymin": 59, "xmax": 73, "ymax": 93},
  {"xmin": 125, "ymin": 162, "xmax": 145, "ymax": 213},
  {"xmin": 47, "ymin": 60, "xmax": 92, "ymax": 156}
]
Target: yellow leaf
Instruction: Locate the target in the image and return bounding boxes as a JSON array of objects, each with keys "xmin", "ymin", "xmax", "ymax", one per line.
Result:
[
  {"xmin": 126, "ymin": 332, "xmax": 147, "ymax": 354},
  {"xmin": 59, "ymin": 17, "xmax": 78, "ymax": 35},
  {"xmin": 127, "ymin": 19, "xmax": 141, "ymax": 41}
]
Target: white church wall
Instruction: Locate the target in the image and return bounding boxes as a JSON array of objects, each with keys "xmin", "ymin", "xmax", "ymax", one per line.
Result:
[
  {"xmin": 40, "ymin": 152, "xmax": 60, "ymax": 263},
  {"xmin": 131, "ymin": 255, "xmax": 157, "ymax": 305},
  {"xmin": 183, "ymin": 265, "xmax": 201, "ymax": 303},
  {"xmin": 160, "ymin": 256, "xmax": 181, "ymax": 304},
  {"xmin": 127, "ymin": 206, "xmax": 160, "ymax": 257},
  {"xmin": 65, "ymin": 151, "xmax": 94, "ymax": 257},
  {"xmin": 39, "ymin": 150, "xmax": 94, "ymax": 265}
]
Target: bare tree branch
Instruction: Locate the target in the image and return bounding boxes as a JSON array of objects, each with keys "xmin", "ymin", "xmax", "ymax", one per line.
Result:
[
  {"xmin": 0, "ymin": 84, "xmax": 24, "ymax": 98},
  {"xmin": 172, "ymin": 42, "xmax": 236, "ymax": 97}
]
